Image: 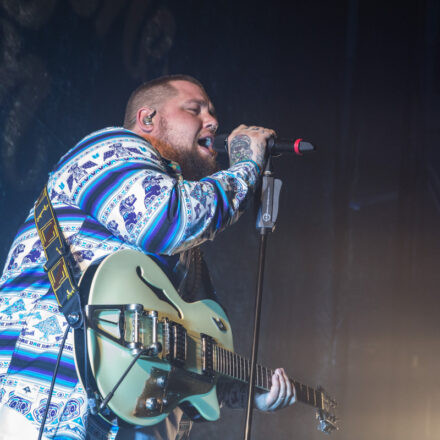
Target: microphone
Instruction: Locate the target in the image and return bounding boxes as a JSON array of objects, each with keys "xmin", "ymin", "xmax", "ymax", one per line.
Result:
[{"xmin": 212, "ymin": 134, "xmax": 315, "ymax": 156}]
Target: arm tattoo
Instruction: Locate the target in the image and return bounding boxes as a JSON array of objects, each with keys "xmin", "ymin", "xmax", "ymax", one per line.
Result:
[
  {"xmin": 229, "ymin": 134, "xmax": 252, "ymax": 165},
  {"xmin": 254, "ymin": 142, "xmax": 265, "ymax": 167}
]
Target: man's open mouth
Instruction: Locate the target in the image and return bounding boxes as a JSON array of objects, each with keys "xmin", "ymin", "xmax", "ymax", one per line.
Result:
[{"xmin": 197, "ymin": 136, "xmax": 215, "ymax": 154}]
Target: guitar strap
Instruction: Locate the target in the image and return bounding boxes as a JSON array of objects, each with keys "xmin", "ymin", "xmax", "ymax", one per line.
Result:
[
  {"xmin": 34, "ymin": 185, "xmax": 83, "ymax": 328},
  {"xmin": 174, "ymin": 247, "xmax": 219, "ymax": 304}
]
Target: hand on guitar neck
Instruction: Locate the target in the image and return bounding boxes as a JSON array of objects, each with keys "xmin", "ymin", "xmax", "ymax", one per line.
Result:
[{"xmin": 254, "ymin": 368, "xmax": 296, "ymax": 411}]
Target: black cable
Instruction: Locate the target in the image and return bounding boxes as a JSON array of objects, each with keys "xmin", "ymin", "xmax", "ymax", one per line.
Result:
[
  {"xmin": 37, "ymin": 323, "xmax": 71, "ymax": 440},
  {"xmin": 97, "ymin": 348, "xmax": 148, "ymax": 413}
]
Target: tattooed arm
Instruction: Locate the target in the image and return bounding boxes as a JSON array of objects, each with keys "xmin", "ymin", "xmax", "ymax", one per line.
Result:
[{"xmin": 228, "ymin": 124, "xmax": 276, "ymax": 171}]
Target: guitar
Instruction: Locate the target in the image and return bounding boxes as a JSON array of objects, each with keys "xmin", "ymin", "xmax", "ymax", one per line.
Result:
[{"xmin": 73, "ymin": 249, "xmax": 338, "ymax": 433}]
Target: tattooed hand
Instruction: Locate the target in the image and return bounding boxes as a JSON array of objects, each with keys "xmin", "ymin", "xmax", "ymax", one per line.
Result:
[
  {"xmin": 254, "ymin": 368, "xmax": 296, "ymax": 412},
  {"xmin": 227, "ymin": 124, "xmax": 276, "ymax": 170}
]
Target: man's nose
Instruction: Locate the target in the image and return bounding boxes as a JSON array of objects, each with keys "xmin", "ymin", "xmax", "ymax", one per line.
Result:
[{"xmin": 204, "ymin": 114, "xmax": 218, "ymax": 134}]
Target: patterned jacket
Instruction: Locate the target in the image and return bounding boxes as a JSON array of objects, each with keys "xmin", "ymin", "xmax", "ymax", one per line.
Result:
[{"xmin": 0, "ymin": 127, "xmax": 260, "ymax": 439}]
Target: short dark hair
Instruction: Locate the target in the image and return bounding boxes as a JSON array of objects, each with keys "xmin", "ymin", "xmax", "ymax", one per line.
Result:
[{"xmin": 123, "ymin": 74, "xmax": 205, "ymax": 129}]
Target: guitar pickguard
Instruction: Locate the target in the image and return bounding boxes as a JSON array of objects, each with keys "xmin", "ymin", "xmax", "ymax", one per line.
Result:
[{"xmin": 134, "ymin": 366, "xmax": 213, "ymax": 418}]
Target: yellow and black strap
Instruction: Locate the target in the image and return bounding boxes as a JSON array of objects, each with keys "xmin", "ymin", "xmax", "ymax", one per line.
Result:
[{"xmin": 34, "ymin": 186, "xmax": 83, "ymax": 328}]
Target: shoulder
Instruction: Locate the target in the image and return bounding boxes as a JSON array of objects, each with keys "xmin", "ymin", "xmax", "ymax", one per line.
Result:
[
  {"xmin": 55, "ymin": 127, "xmax": 160, "ymax": 171},
  {"xmin": 47, "ymin": 127, "xmax": 164, "ymax": 200}
]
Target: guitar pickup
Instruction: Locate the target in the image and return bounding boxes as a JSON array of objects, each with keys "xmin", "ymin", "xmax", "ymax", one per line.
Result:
[
  {"xmin": 201, "ymin": 334, "xmax": 215, "ymax": 376},
  {"xmin": 163, "ymin": 319, "xmax": 187, "ymax": 365}
]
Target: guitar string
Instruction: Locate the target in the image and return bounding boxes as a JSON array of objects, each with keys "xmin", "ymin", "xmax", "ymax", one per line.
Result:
[
  {"xmin": 137, "ymin": 322, "xmax": 317, "ymax": 404},
  {"xmin": 138, "ymin": 330, "xmax": 317, "ymax": 405},
  {"xmin": 170, "ymin": 334, "xmax": 307, "ymax": 397}
]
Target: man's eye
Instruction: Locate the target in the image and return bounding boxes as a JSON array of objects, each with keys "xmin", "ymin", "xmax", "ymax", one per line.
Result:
[{"xmin": 187, "ymin": 107, "xmax": 200, "ymax": 114}]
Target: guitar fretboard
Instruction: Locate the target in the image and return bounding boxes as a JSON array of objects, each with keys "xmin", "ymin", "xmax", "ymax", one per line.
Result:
[{"xmin": 213, "ymin": 345, "xmax": 323, "ymax": 409}]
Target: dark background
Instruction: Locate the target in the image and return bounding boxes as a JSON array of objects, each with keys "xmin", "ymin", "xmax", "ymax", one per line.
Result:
[{"xmin": 1, "ymin": 1, "xmax": 440, "ymax": 439}]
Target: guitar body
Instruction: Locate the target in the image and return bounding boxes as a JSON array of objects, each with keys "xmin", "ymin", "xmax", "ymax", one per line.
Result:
[{"xmin": 73, "ymin": 249, "xmax": 234, "ymax": 426}]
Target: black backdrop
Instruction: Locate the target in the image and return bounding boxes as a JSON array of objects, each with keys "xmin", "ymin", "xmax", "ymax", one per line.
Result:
[{"xmin": 1, "ymin": 1, "xmax": 440, "ymax": 439}]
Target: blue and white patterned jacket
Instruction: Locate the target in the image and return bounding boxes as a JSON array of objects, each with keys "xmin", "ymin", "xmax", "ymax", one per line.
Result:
[{"xmin": 0, "ymin": 127, "xmax": 260, "ymax": 439}]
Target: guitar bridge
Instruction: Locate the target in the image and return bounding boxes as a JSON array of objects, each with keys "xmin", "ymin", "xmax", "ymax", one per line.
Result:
[{"xmin": 84, "ymin": 304, "xmax": 162, "ymax": 357}]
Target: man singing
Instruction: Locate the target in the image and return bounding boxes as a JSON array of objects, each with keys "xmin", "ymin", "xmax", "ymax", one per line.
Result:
[{"xmin": 0, "ymin": 75, "xmax": 295, "ymax": 439}]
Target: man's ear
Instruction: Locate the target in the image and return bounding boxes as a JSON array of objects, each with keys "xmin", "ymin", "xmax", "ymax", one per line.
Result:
[{"xmin": 136, "ymin": 107, "xmax": 158, "ymax": 135}]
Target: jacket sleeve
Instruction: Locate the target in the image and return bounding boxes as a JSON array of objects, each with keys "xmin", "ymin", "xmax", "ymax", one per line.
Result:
[
  {"xmin": 216, "ymin": 379, "xmax": 249, "ymax": 409},
  {"xmin": 49, "ymin": 128, "xmax": 260, "ymax": 255}
]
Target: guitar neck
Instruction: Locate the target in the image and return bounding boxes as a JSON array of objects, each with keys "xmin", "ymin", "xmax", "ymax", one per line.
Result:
[{"xmin": 212, "ymin": 345, "xmax": 323, "ymax": 409}]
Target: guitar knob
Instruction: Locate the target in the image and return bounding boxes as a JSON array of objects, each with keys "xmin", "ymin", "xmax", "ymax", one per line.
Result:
[
  {"xmin": 145, "ymin": 397, "xmax": 158, "ymax": 411},
  {"xmin": 156, "ymin": 375, "xmax": 167, "ymax": 388}
]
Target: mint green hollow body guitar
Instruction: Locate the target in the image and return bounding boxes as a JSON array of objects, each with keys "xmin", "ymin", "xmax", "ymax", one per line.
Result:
[{"xmin": 73, "ymin": 249, "xmax": 338, "ymax": 433}]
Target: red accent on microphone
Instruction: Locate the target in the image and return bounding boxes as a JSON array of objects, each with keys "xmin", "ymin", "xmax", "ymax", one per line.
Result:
[{"xmin": 294, "ymin": 138, "xmax": 303, "ymax": 155}]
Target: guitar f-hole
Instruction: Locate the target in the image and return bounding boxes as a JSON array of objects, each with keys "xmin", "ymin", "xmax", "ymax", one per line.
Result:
[{"xmin": 135, "ymin": 266, "xmax": 183, "ymax": 319}]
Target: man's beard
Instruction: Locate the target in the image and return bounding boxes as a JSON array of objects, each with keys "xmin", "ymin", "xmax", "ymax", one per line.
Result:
[{"xmin": 152, "ymin": 118, "xmax": 219, "ymax": 181}]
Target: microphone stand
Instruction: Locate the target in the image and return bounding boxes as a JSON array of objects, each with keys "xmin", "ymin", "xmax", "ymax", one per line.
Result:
[{"xmin": 244, "ymin": 156, "xmax": 282, "ymax": 440}]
